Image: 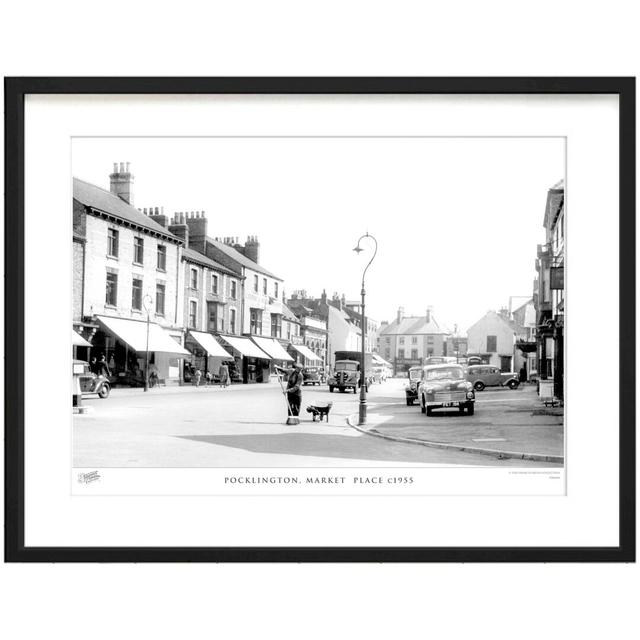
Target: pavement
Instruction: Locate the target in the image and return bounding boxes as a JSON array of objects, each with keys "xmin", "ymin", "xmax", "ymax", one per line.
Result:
[
  {"xmin": 351, "ymin": 383, "xmax": 564, "ymax": 463},
  {"xmin": 74, "ymin": 378, "xmax": 563, "ymax": 468}
]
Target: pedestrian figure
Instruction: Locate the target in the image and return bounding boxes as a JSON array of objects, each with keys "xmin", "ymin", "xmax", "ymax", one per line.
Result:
[
  {"xmin": 519, "ymin": 365, "xmax": 527, "ymax": 383},
  {"xmin": 205, "ymin": 371, "xmax": 213, "ymax": 386},
  {"xmin": 89, "ymin": 356, "xmax": 98, "ymax": 375},
  {"xmin": 97, "ymin": 354, "xmax": 111, "ymax": 378},
  {"xmin": 283, "ymin": 362, "xmax": 304, "ymax": 418},
  {"xmin": 194, "ymin": 368, "xmax": 202, "ymax": 387},
  {"xmin": 219, "ymin": 362, "xmax": 230, "ymax": 388}
]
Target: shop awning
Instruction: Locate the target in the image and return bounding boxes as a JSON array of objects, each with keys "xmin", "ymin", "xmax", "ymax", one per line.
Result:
[
  {"xmin": 72, "ymin": 330, "xmax": 92, "ymax": 347},
  {"xmin": 252, "ymin": 337, "xmax": 294, "ymax": 361},
  {"xmin": 222, "ymin": 335, "xmax": 271, "ymax": 359},
  {"xmin": 372, "ymin": 354, "xmax": 391, "ymax": 366},
  {"xmin": 188, "ymin": 331, "xmax": 233, "ymax": 358},
  {"xmin": 96, "ymin": 315, "xmax": 189, "ymax": 355},
  {"xmin": 290, "ymin": 343, "xmax": 321, "ymax": 362}
]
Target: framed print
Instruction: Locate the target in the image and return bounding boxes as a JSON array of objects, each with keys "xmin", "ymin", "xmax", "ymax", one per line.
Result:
[{"xmin": 4, "ymin": 77, "xmax": 635, "ymax": 562}]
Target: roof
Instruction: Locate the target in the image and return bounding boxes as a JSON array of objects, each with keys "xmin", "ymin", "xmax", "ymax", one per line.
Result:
[
  {"xmin": 282, "ymin": 303, "xmax": 300, "ymax": 323},
  {"xmin": 182, "ymin": 247, "xmax": 237, "ymax": 276},
  {"xmin": 206, "ymin": 237, "xmax": 282, "ymax": 280},
  {"xmin": 73, "ymin": 177, "xmax": 180, "ymax": 242},
  {"xmin": 379, "ymin": 315, "xmax": 448, "ymax": 336},
  {"xmin": 544, "ymin": 179, "xmax": 564, "ymax": 230}
]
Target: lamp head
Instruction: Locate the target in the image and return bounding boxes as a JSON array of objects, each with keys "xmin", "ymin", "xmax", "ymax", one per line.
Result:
[{"xmin": 353, "ymin": 245, "xmax": 364, "ymax": 254}]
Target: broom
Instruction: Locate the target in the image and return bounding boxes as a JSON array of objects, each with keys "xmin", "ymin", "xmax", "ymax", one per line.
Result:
[{"xmin": 277, "ymin": 370, "xmax": 300, "ymax": 425}]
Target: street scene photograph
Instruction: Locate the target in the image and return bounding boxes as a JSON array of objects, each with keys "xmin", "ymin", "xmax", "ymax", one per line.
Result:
[{"xmin": 72, "ymin": 136, "xmax": 565, "ymax": 471}]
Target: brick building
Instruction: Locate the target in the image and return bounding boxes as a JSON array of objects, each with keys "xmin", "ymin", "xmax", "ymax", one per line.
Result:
[{"xmin": 72, "ymin": 165, "xmax": 189, "ymax": 385}]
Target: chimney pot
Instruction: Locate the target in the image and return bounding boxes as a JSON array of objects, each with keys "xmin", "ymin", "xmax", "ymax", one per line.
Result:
[
  {"xmin": 126, "ymin": 162, "xmax": 130, "ymax": 172},
  {"xmin": 119, "ymin": 162, "xmax": 125, "ymax": 173},
  {"xmin": 113, "ymin": 162, "xmax": 118, "ymax": 173}
]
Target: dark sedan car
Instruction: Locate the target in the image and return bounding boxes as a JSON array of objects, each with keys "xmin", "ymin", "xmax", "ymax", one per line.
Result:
[{"xmin": 303, "ymin": 366, "xmax": 323, "ymax": 385}]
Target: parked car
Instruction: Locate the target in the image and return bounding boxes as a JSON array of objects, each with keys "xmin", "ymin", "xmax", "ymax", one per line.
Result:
[
  {"xmin": 418, "ymin": 364, "xmax": 475, "ymax": 416},
  {"xmin": 466, "ymin": 365, "xmax": 520, "ymax": 391},
  {"xmin": 74, "ymin": 359, "xmax": 111, "ymax": 398},
  {"xmin": 404, "ymin": 366, "xmax": 423, "ymax": 405},
  {"xmin": 303, "ymin": 366, "xmax": 323, "ymax": 385}
]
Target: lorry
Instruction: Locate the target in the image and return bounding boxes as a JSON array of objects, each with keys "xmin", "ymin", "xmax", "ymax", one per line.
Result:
[{"xmin": 328, "ymin": 351, "xmax": 374, "ymax": 393}]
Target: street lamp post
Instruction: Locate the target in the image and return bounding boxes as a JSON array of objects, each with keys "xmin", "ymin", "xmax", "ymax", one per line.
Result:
[
  {"xmin": 353, "ymin": 232, "xmax": 378, "ymax": 426},
  {"xmin": 142, "ymin": 294, "xmax": 153, "ymax": 392}
]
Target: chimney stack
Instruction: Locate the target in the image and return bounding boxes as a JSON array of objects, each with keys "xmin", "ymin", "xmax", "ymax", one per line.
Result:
[
  {"xmin": 426, "ymin": 306, "xmax": 433, "ymax": 323},
  {"xmin": 183, "ymin": 209, "xmax": 208, "ymax": 253},
  {"xmin": 397, "ymin": 306, "xmax": 404, "ymax": 324},
  {"xmin": 168, "ymin": 212, "xmax": 189, "ymax": 245},
  {"xmin": 244, "ymin": 235, "xmax": 260, "ymax": 264},
  {"xmin": 109, "ymin": 161, "xmax": 135, "ymax": 205}
]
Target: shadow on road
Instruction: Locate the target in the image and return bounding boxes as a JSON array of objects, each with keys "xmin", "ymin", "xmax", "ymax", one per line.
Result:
[{"xmin": 174, "ymin": 432, "xmax": 505, "ymax": 465}]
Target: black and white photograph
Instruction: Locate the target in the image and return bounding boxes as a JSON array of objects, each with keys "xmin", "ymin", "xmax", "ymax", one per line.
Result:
[{"xmin": 71, "ymin": 136, "xmax": 565, "ymax": 480}]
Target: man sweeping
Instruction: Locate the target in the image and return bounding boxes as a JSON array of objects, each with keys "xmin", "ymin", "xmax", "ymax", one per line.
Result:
[{"xmin": 276, "ymin": 362, "xmax": 304, "ymax": 424}]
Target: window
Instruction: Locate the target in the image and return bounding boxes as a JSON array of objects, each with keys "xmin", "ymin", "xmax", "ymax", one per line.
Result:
[
  {"xmin": 132, "ymin": 277, "xmax": 143, "ymax": 310},
  {"xmin": 105, "ymin": 272, "xmax": 118, "ymax": 306},
  {"xmin": 253, "ymin": 274, "xmax": 258, "ymax": 292},
  {"xmin": 230, "ymin": 308, "xmax": 237, "ymax": 334},
  {"xmin": 486, "ymin": 335, "xmax": 497, "ymax": 352},
  {"xmin": 427, "ymin": 335, "xmax": 434, "ymax": 344},
  {"xmin": 398, "ymin": 348, "xmax": 405, "ymax": 359},
  {"xmin": 107, "ymin": 228, "xmax": 119, "ymax": 257},
  {"xmin": 133, "ymin": 237, "xmax": 144, "ymax": 264},
  {"xmin": 385, "ymin": 337, "xmax": 390, "ymax": 344},
  {"xmin": 427, "ymin": 347, "xmax": 434, "ymax": 356},
  {"xmin": 411, "ymin": 336, "xmax": 418, "ymax": 344},
  {"xmin": 385, "ymin": 348, "xmax": 391, "ymax": 358},
  {"xmin": 271, "ymin": 313, "xmax": 282, "ymax": 338},
  {"xmin": 155, "ymin": 283, "xmax": 165, "ymax": 315},
  {"xmin": 399, "ymin": 337, "xmax": 405, "ymax": 345},
  {"xmin": 230, "ymin": 280, "xmax": 237, "ymax": 299},
  {"xmin": 250, "ymin": 308, "xmax": 262, "ymax": 335},
  {"xmin": 274, "ymin": 282, "xmax": 279, "ymax": 298},
  {"xmin": 411, "ymin": 349, "xmax": 418, "ymax": 360},
  {"xmin": 157, "ymin": 245, "xmax": 167, "ymax": 271},
  {"xmin": 189, "ymin": 300, "xmax": 197, "ymax": 329},
  {"xmin": 190, "ymin": 267, "xmax": 198, "ymax": 290},
  {"xmin": 263, "ymin": 278, "xmax": 267, "ymax": 295},
  {"xmin": 211, "ymin": 274, "xmax": 218, "ymax": 295},
  {"xmin": 208, "ymin": 303, "xmax": 221, "ymax": 332}
]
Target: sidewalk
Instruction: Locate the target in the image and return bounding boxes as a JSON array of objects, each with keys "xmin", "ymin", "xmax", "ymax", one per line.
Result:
[
  {"xmin": 347, "ymin": 387, "xmax": 564, "ymax": 464},
  {"xmin": 108, "ymin": 381, "xmax": 277, "ymax": 398}
]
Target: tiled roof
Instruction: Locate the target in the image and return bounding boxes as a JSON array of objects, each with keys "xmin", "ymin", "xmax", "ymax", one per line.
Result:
[
  {"xmin": 182, "ymin": 247, "xmax": 237, "ymax": 275},
  {"xmin": 73, "ymin": 177, "xmax": 180, "ymax": 241},
  {"xmin": 379, "ymin": 315, "xmax": 448, "ymax": 336},
  {"xmin": 206, "ymin": 237, "xmax": 282, "ymax": 280},
  {"xmin": 281, "ymin": 303, "xmax": 299, "ymax": 322}
]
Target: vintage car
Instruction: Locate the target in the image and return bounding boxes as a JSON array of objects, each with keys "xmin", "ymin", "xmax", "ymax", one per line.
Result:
[
  {"xmin": 418, "ymin": 364, "xmax": 475, "ymax": 416},
  {"xmin": 303, "ymin": 366, "xmax": 323, "ymax": 385},
  {"xmin": 466, "ymin": 365, "xmax": 520, "ymax": 391},
  {"xmin": 404, "ymin": 366, "xmax": 423, "ymax": 405},
  {"xmin": 73, "ymin": 359, "xmax": 111, "ymax": 399},
  {"xmin": 328, "ymin": 359, "xmax": 361, "ymax": 393}
]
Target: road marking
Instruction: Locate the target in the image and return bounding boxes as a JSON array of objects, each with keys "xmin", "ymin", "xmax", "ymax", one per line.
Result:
[{"xmin": 472, "ymin": 437, "xmax": 507, "ymax": 442}]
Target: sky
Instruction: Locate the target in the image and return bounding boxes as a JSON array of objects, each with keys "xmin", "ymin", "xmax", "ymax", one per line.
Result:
[{"xmin": 72, "ymin": 137, "xmax": 564, "ymax": 332}]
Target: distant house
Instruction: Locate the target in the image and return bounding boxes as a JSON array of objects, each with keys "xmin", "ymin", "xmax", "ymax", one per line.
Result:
[
  {"xmin": 467, "ymin": 310, "xmax": 521, "ymax": 372},
  {"xmin": 378, "ymin": 307, "xmax": 449, "ymax": 375}
]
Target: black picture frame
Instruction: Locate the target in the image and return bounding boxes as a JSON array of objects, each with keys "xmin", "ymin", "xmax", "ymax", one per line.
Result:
[{"xmin": 4, "ymin": 77, "xmax": 635, "ymax": 563}]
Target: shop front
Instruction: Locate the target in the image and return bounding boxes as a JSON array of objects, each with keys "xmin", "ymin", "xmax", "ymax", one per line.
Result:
[
  {"xmin": 94, "ymin": 315, "xmax": 189, "ymax": 386},
  {"xmin": 289, "ymin": 343, "xmax": 321, "ymax": 367},
  {"xmin": 251, "ymin": 336, "xmax": 294, "ymax": 380},
  {"xmin": 185, "ymin": 330, "xmax": 234, "ymax": 381},
  {"xmin": 220, "ymin": 335, "xmax": 272, "ymax": 384}
]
